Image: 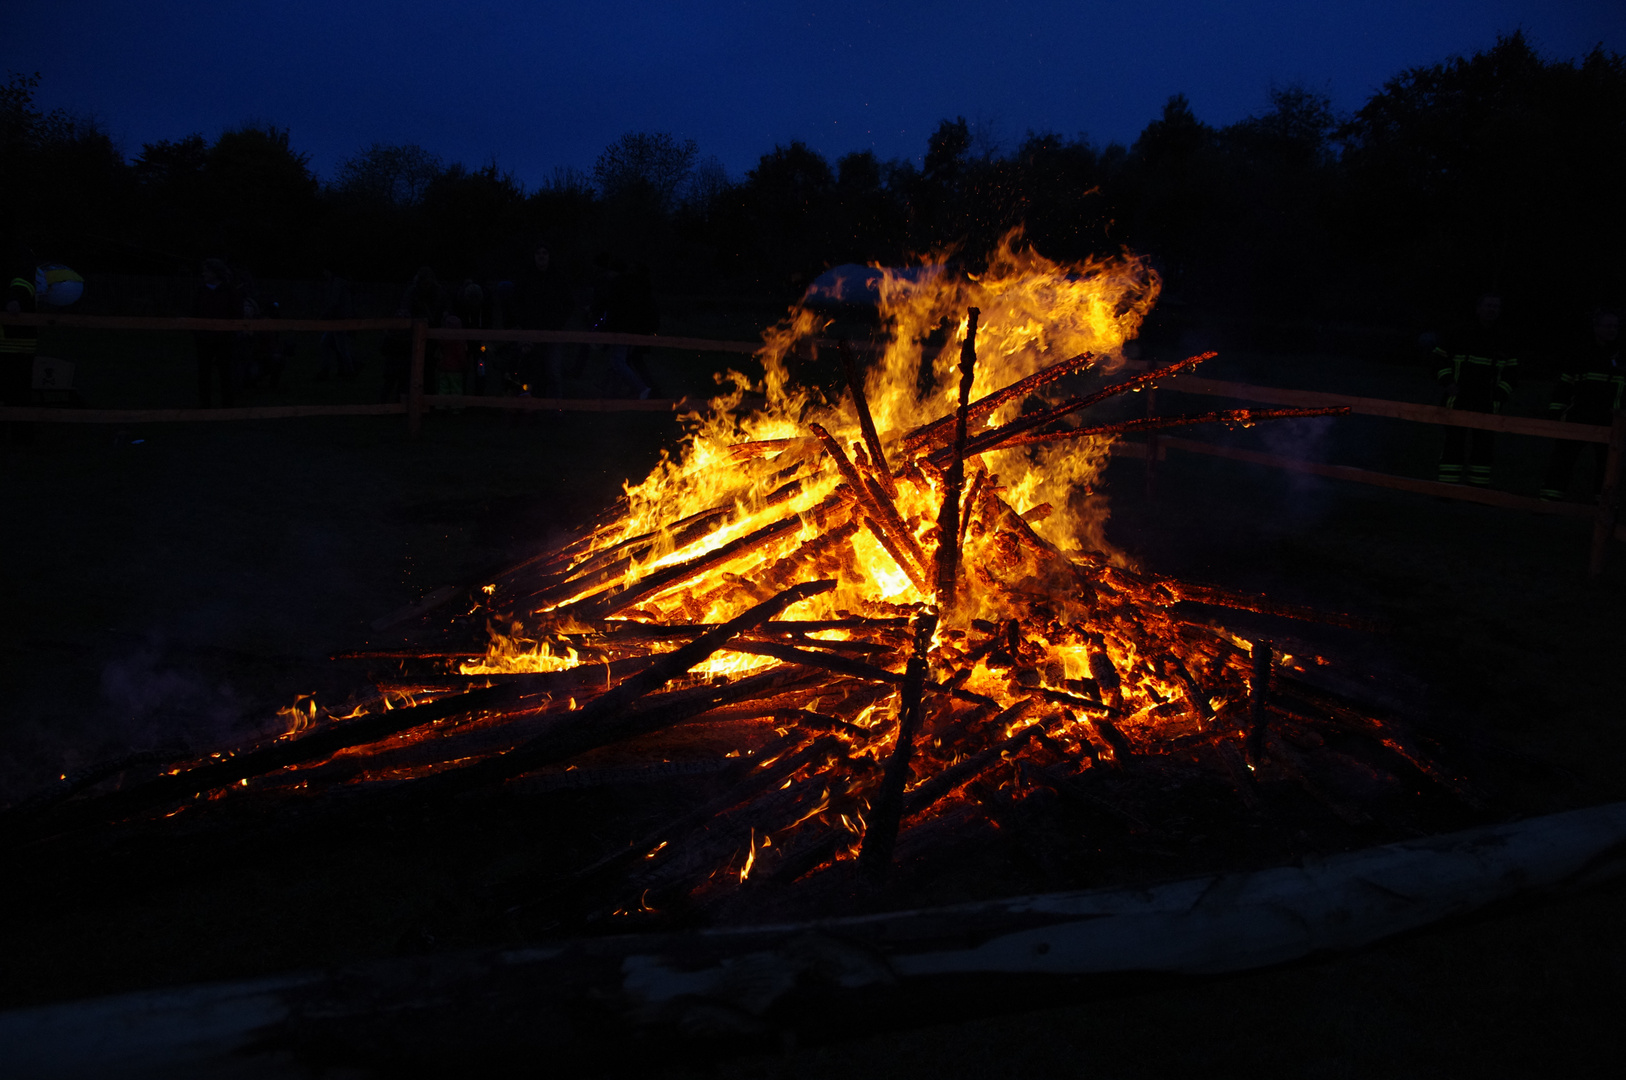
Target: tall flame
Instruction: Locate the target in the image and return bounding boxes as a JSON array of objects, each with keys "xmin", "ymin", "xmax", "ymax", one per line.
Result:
[{"xmin": 477, "ymin": 229, "xmax": 1158, "ymax": 661}]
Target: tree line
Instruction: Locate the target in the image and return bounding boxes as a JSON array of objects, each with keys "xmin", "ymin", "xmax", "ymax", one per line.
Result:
[{"xmin": 3, "ymin": 33, "xmax": 1622, "ymax": 342}]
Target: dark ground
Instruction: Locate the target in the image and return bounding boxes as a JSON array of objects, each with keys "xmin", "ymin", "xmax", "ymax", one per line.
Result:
[{"xmin": 2, "ymin": 329, "xmax": 1625, "ymax": 1076}]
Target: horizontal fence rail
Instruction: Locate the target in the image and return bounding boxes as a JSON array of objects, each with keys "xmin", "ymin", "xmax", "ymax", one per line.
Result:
[
  {"xmin": 1120, "ymin": 365, "xmax": 1626, "ymax": 575},
  {"xmin": 4, "ymin": 314, "xmax": 1621, "ymax": 571},
  {"xmin": 1159, "ymin": 372, "xmax": 1610, "ymax": 444}
]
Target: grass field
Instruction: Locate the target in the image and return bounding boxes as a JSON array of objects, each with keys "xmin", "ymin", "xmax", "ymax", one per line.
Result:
[{"xmin": 2, "ymin": 323, "xmax": 1623, "ymax": 1075}]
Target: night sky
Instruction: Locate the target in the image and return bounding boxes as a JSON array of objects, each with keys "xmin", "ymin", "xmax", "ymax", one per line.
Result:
[{"xmin": 5, "ymin": 1, "xmax": 1624, "ymax": 187}]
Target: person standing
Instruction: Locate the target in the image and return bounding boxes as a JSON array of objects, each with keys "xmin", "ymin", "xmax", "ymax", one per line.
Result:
[
  {"xmin": 316, "ymin": 267, "xmax": 356, "ymax": 380},
  {"xmin": 191, "ymin": 258, "xmax": 239, "ymax": 408},
  {"xmin": 602, "ymin": 258, "xmax": 651, "ymax": 399},
  {"xmin": 378, "ymin": 303, "xmax": 412, "ymax": 405},
  {"xmin": 436, "ymin": 311, "xmax": 467, "ymax": 406},
  {"xmin": 512, "ymin": 242, "xmax": 570, "ymax": 398},
  {"xmin": 1540, "ymin": 307, "xmax": 1623, "ymax": 501},
  {"xmin": 1434, "ymin": 291, "xmax": 1518, "ymax": 487},
  {"xmin": 454, "ymin": 279, "xmax": 486, "ymax": 395}
]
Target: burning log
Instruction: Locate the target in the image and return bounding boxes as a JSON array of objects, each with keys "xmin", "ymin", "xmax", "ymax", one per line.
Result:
[
  {"xmin": 934, "ymin": 307, "xmax": 980, "ymax": 605},
  {"xmin": 899, "ymin": 348, "xmax": 1097, "ymax": 454},
  {"xmin": 1247, "ymin": 639, "xmax": 1274, "ymax": 764},
  {"xmin": 857, "ymin": 608, "xmax": 939, "ymax": 888},
  {"xmin": 930, "ymin": 351, "xmax": 1216, "ymax": 466},
  {"xmin": 559, "ymin": 494, "xmax": 851, "ymax": 620},
  {"xmin": 529, "ymin": 733, "xmax": 848, "ymax": 903},
  {"xmin": 396, "ymin": 579, "xmax": 840, "ymax": 802},
  {"xmin": 45, "ymin": 239, "xmax": 1472, "ymax": 931},
  {"xmin": 990, "ymin": 407, "xmax": 1351, "ymax": 451},
  {"xmin": 838, "ymin": 338, "xmax": 896, "ymax": 497},
  {"xmin": 809, "ymin": 423, "xmax": 929, "ymax": 592},
  {"xmin": 3, "ymin": 685, "xmax": 515, "ymax": 844}
]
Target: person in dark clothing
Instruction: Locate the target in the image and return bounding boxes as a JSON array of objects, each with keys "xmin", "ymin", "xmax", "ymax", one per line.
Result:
[
  {"xmin": 1434, "ymin": 292, "xmax": 1518, "ymax": 486},
  {"xmin": 623, "ymin": 261, "xmax": 660, "ymax": 393},
  {"xmin": 379, "ymin": 303, "xmax": 413, "ymax": 404},
  {"xmin": 191, "ymin": 258, "xmax": 240, "ymax": 407},
  {"xmin": 1540, "ymin": 308, "xmax": 1623, "ymax": 501},
  {"xmin": 512, "ymin": 243, "xmax": 571, "ymax": 397},
  {"xmin": 454, "ymin": 279, "xmax": 486, "ymax": 395},
  {"xmin": 316, "ymin": 268, "xmax": 356, "ymax": 380},
  {"xmin": 601, "ymin": 258, "xmax": 652, "ymax": 398}
]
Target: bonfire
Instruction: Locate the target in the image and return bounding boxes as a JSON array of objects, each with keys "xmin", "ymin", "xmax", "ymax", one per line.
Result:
[{"xmin": 6, "ymin": 236, "xmax": 1476, "ymax": 920}]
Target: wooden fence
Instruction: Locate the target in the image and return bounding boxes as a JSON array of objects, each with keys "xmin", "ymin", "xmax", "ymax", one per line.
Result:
[{"xmin": 3, "ymin": 313, "xmax": 1621, "ymax": 572}]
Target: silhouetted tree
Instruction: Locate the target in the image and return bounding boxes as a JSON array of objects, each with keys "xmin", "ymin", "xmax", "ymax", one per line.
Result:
[
  {"xmin": 593, "ymin": 132, "xmax": 698, "ymax": 211},
  {"xmin": 334, "ymin": 143, "xmax": 445, "ymax": 207},
  {"xmin": 1340, "ymin": 32, "xmax": 1626, "ymax": 322}
]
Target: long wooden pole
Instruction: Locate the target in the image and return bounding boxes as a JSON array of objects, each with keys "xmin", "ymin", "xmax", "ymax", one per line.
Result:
[
  {"xmin": 407, "ymin": 318, "xmax": 427, "ymax": 439},
  {"xmin": 934, "ymin": 307, "xmax": 979, "ymax": 604},
  {"xmin": 1130, "ymin": 365, "xmax": 1612, "ymax": 444},
  {"xmin": 1589, "ymin": 409, "xmax": 1626, "ymax": 576}
]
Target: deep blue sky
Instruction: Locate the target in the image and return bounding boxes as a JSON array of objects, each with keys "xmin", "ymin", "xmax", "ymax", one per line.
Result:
[{"xmin": 5, "ymin": 1, "xmax": 1623, "ymax": 188}]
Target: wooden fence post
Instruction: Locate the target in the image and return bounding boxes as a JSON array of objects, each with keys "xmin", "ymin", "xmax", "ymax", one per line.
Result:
[
  {"xmin": 1588, "ymin": 409, "xmax": 1626, "ymax": 576},
  {"xmin": 408, "ymin": 318, "xmax": 427, "ymax": 439}
]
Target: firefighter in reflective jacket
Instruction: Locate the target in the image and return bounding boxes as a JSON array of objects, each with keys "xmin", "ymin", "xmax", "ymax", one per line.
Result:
[
  {"xmin": 1539, "ymin": 308, "xmax": 1623, "ymax": 501},
  {"xmin": 1434, "ymin": 292, "xmax": 1517, "ymax": 486}
]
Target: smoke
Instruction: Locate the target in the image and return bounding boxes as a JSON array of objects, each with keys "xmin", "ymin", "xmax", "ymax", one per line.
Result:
[
  {"xmin": 1253, "ymin": 414, "xmax": 1338, "ymax": 525},
  {"xmin": 99, "ymin": 647, "xmax": 250, "ymax": 749},
  {"xmin": 0, "ymin": 642, "xmax": 286, "ymax": 807}
]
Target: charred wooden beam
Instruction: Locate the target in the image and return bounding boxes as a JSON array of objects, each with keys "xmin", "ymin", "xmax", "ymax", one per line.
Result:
[
  {"xmin": 716, "ymin": 638, "xmax": 997, "ymax": 707},
  {"xmin": 934, "ymin": 307, "xmax": 980, "ymax": 606},
  {"xmin": 512, "ymin": 732, "xmax": 843, "ymax": 904},
  {"xmin": 838, "ymin": 339, "xmax": 896, "ymax": 498},
  {"xmin": 558, "ymin": 493, "xmax": 851, "ymax": 621},
  {"xmin": 1247, "ymin": 639, "xmax": 1274, "ymax": 765},
  {"xmin": 900, "ymin": 349, "xmax": 1098, "ymax": 454},
  {"xmin": 1161, "ymin": 581, "xmax": 1385, "ymax": 632},
  {"xmin": 899, "ymin": 699, "xmax": 1045, "ymax": 818},
  {"xmin": 932, "ymin": 351, "xmax": 1215, "ymax": 466},
  {"xmin": 989, "ymin": 406, "xmax": 1350, "ymax": 452},
  {"xmin": 2, "ymin": 685, "xmax": 515, "ymax": 845},
  {"xmin": 392, "ymin": 580, "xmax": 839, "ymax": 802},
  {"xmin": 809, "ymin": 423, "xmax": 930, "ymax": 593},
  {"xmin": 857, "ymin": 608, "xmax": 939, "ymax": 888},
  {"xmin": 290, "ymin": 667, "xmax": 818, "ymax": 794},
  {"xmin": 959, "ymin": 465, "xmax": 988, "ymax": 549},
  {"xmin": 726, "ymin": 436, "xmax": 819, "ymax": 461}
]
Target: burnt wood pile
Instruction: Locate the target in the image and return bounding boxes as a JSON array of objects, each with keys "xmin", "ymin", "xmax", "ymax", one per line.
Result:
[{"xmin": 0, "ymin": 310, "xmax": 1482, "ymax": 934}]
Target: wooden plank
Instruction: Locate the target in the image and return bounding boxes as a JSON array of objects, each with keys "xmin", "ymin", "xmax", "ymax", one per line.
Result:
[
  {"xmin": 422, "ymin": 395, "xmax": 684, "ymax": 412},
  {"xmin": 425, "ymin": 328, "xmax": 762, "ymax": 353},
  {"xmin": 0, "ymin": 314, "xmax": 766, "ymax": 353},
  {"xmin": 1158, "ymin": 373, "xmax": 1610, "ymax": 444},
  {"xmin": 0, "ymin": 404, "xmax": 405, "ymax": 422},
  {"xmin": 0, "ymin": 314, "xmax": 411, "ymax": 332},
  {"xmin": 1156, "ymin": 436, "xmax": 1606, "ymax": 522},
  {"xmin": 0, "ymin": 398, "xmax": 685, "ymax": 423}
]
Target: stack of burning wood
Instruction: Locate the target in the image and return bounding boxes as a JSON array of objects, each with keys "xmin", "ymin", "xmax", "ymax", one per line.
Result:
[{"xmin": 3, "ymin": 247, "xmax": 1478, "ymax": 920}]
